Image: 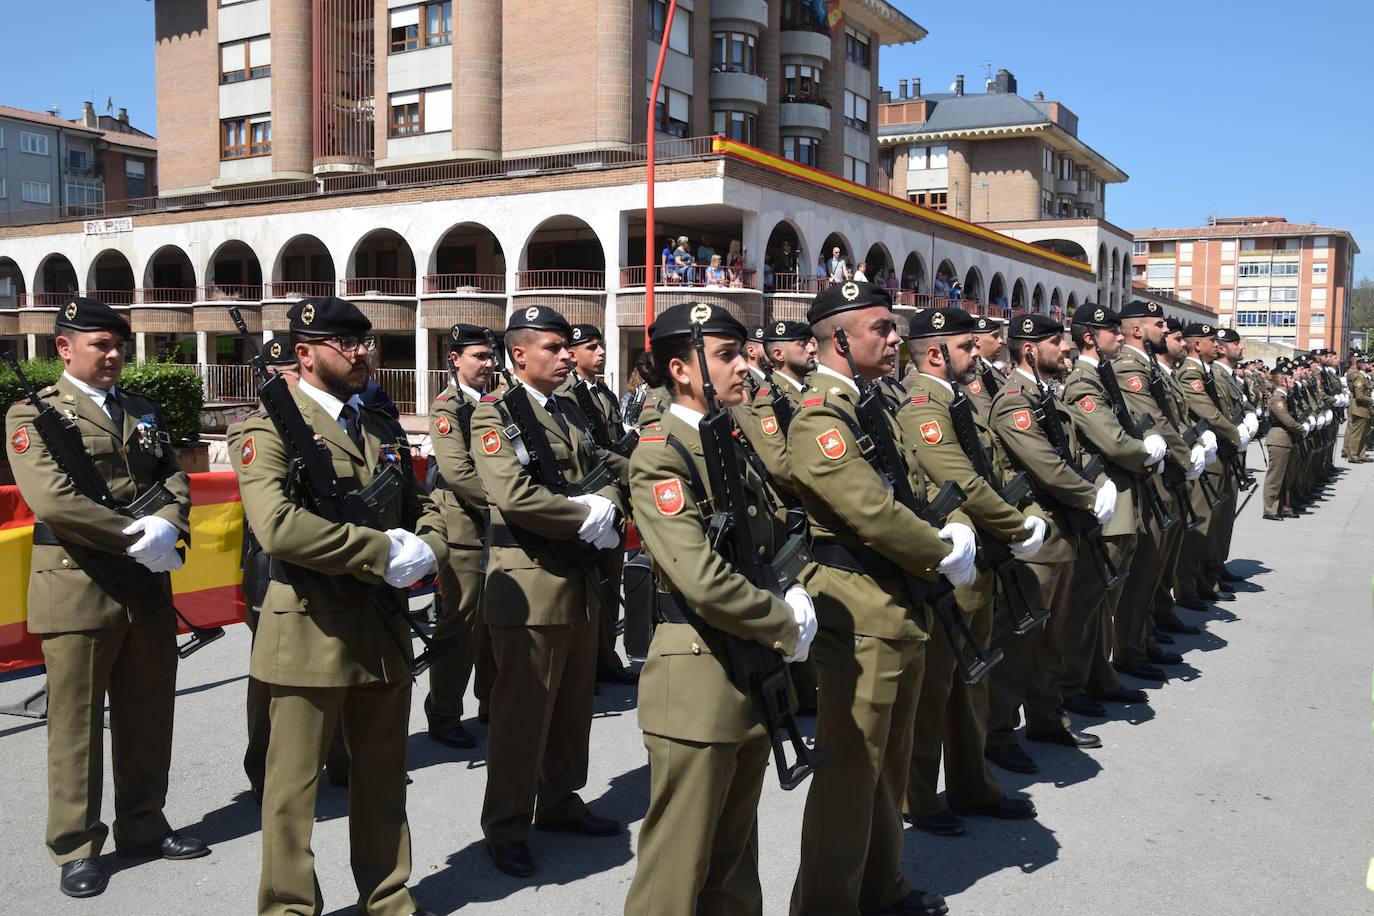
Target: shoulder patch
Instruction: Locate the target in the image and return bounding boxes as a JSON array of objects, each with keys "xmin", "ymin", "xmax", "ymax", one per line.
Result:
[
  {"xmin": 1190, "ymin": 379, "xmax": 1205, "ymax": 393},
  {"xmin": 1276, "ymin": 398, "xmax": 1286, "ymax": 410},
  {"xmin": 1126, "ymin": 375, "xmax": 1144, "ymax": 392},
  {"xmin": 480, "ymin": 428, "xmax": 501, "ymax": 454},
  {"xmin": 240, "ymin": 435, "xmax": 256, "ymax": 466},
  {"xmin": 969, "ymin": 379, "xmax": 983, "ymax": 394},
  {"xmin": 10, "ymin": 426, "xmax": 30, "ymax": 454},
  {"xmin": 761, "ymin": 415, "xmax": 779, "ymax": 436},
  {"xmin": 480, "ymin": 394, "xmax": 500, "ymax": 403},
  {"xmin": 652, "ymin": 478, "xmax": 685, "ymax": 516},
  {"xmin": 802, "ymin": 396, "xmax": 825, "ymax": 408},
  {"xmin": 639, "ymin": 435, "xmax": 667, "ymax": 443},
  {"xmin": 919, "ymin": 420, "xmax": 943, "ymax": 444},
  {"xmin": 1077, "ymin": 395, "xmax": 1097, "ymax": 414},
  {"xmin": 816, "ymin": 427, "xmax": 847, "ymax": 460},
  {"xmin": 1012, "ymin": 409, "xmax": 1033, "ymax": 431},
  {"xmin": 909, "ymin": 394, "xmax": 929, "ymax": 405},
  {"xmin": 436, "ymin": 391, "xmax": 453, "ymax": 402},
  {"xmin": 434, "ymin": 415, "xmax": 452, "ymax": 436}
]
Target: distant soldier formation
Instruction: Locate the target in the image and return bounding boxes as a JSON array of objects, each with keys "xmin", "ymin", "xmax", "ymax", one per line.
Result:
[{"xmin": 5, "ymin": 287, "xmax": 1358, "ymax": 914}]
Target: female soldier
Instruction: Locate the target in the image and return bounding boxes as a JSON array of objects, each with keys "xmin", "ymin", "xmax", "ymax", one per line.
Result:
[{"xmin": 624, "ymin": 302, "xmax": 816, "ymax": 916}]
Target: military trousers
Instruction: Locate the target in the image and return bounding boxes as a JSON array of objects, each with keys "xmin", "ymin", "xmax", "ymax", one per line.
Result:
[
  {"xmin": 258, "ymin": 679, "xmax": 415, "ymax": 916},
  {"xmin": 40, "ymin": 610, "xmax": 178, "ymax": 864},
  {"xmin": 1211, "ymin": 469, "xmax": 1244, "ymax": 580},
  {"xmin": 904, "ymin": 568, "xmax": 1002, "ymax": 818},
  {"xmin": 1150, "ymin": 488, "xmax": 1191, "ymax": 628},
  {"xmin": 425, "ymin": 545, "xmax": 494, "ymax": 729},
  {"xmin": 791, "ymin": 625, "xmax": 925, "ymax": 915},
  {"xmin": 480, "ymin": 616, "xmax": 596, "ymax": 845},
  {"xmin": 1063, "ymin": 531, "xmax": 1136, "ymax": 699},
  {"xmin": 595, "ymin": 548, "xmax": 628, "ymax": 676},
  {"xmin": 1264, "ymin": 444, "xmax": 1293, "ymax": 516},
  {"xmin": 1344, "ymin": 414, "xmax": 1369, "ymax": 459},
  {"xmin": 1174, "ymin": 472, "xmax": 1225, "ymax": 604},
  {"xmin": 624, "ymin": 731, "xmax": 771, "ymax": 916}
]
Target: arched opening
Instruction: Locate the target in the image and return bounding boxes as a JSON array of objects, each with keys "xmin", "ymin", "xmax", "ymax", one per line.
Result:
[
  {"xmin": 763, "ymin": 220, "xmax": 805, "ymax": 293},
  {"xmin": 1030, "ymin": 238, "xmax": 1090, "ymax": 262},
  {"xmin": 988, "ymin": 273, "xmax": 1008, "ymax": 309},
  {"xmin": 962, "ymin": 267, "xmax": 983, "ymax": 305},
  {"xmin": 1097, "ymin": 243, "xmax": 1107, "ymax": 283},
  {"xmin": 1050, "ymin": 287, "xmax": 1063, "ymax": 316},
  {"xmin": 272, "ymin": 234, "xmax": 336, "ymax": 298},
  {"xmin": 36, "ymin": 253, "xmax": 79, "ymax": 305},
  {"xmin": 346, "ymin": 228, "xmax": 416, "ymax": 297},
  {"xmin": 861, "ymin": 242, "xmax": 893, "ymax": 286},
  {"xmin": 86, "ymin": 251, "xmax": 136, "ymax": 305},
  {"xmin": 519, "ymin": 215, "xmax": 606, "ymax": 290},
  {"xmin": 0, "ymin": 257, "xmax": 25, "ymax": 308},
  {"xmin": 207, "ymin": 240, "xmax": 264, "ymax": 300},
  {"xmin": 934, "ymin": 259, "xmax": 958, "ymax": 299},
  {"xmin": 899, "ymin": 252, "xmax": 926, "ymax": 300},
  {"xmin": 1066, "ymin": 292, "xmax": 1078, "ymax": 316},
  {"xmin": 1011, "ymin": 279, "xmax": 1028, "ymax": 312},
  {"xmin": 817, "ymin": 232, "xmax": 854, "ymax": 282},
  {"xmin": 428, "ymin": 222, "xmax": 505, "ymax": 293},
  {"xmin": 1109, "ymin": 289, "xmax": 1118, "ymax": 308},
  {"xmin": 1110, "ymin": 248, "xmax": 1120, "ymax": 288},
  {"xmin": 1121, "ymin": 254, "xmax": 1132, "ymax": 291},
  {"xmin": 143, "ymin": 245, "xmax": 196, "ymax": 304},
  {"xmin": 1032, "ymin": 283, "xmax": 1046, "ymax": 313}
]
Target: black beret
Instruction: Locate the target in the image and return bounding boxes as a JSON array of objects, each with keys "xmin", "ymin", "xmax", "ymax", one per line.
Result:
[
  {"xmin": 569, "ymin": 324, "xmax": 603, "ymax": 346},
  {"xmin": 1181, "ymin": 321, "xmax": 1216, "ymax": 338},
  {"xmin": 1007, "ymin": 313, "xmax": 1065, "ymax": 341},
  {"xmin": 289, "ymin": 297, "xmax": 371, "ymax": 338},
  {"xmin": 1164, "ymin": 317, "xmax": 1184, "ymax": 333},
  {"xmin": 748, "ymin": 324, "xmax": 766, "ymax": 342},
  {"xmin": 1216, "ymin": 328, "xmax": 1242, "ymax": 344},
  {"xmin": 906, "ymin": 307, "xmax": 977, "ymax": 339},
  {"xmin": 261, "ymin": 338, "xmax": 296, "ymax": 366},
  {"xmin": 506, "ymin": 304, "xmax": 573, "ymax": 338},
  {"xmin": 806, "ymin": 280, "xmax": 892, "ymax": 325},
  {"xmin": 649, "ymin": 301, "xmax": 746, "ymax": 346},
  {"xmin": 54, "ymin": 296, "xmax": 130, "ymax": 338},
  {"xmin": 449, "ymin": 323, "xmax": 492, "ymax": 350},
  {"xmin": 763, "ymin": 320, "xmax": 812, "ymax": 342},
  {"xmin": 1119, "ymin": 299, "xmax": 1164, "ymax": 319},
  {"xmin": 972, "ymin": 315, "xmax": 1003, "ymax": 333},
  {"xmin": 1072, "ymin": 303, "xmax": 1121, "ymax": 328}
]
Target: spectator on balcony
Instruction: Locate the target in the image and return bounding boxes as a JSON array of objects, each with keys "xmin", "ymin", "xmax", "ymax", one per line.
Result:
[
  {"xmin": 933, "ymin": 274, "xmax": 951, "ymax": 298},
  {"xmin": 853, "ymin": 261, "xmax": 869, "ymax": 283},
  {"xmin": 885, "ymin": 270, "xmax": 900, "ymax": 294},
  {"xmin": 696, "ymin": 235, "xmax": 716, "ymax": 268},
  {"xmin": 763, "ymin": 261, "xmax": 775, "ymax": 294},
  {"xmin": 705, "ymin": 254, "xmax": 727, "ymax": 286},
  {"xmin": 950, "ymin": 279, "xmax": 963, "ymax": 302},
  {"xmin": 661, "ymin": 238, "xmax": 679, "ymax": 284},
  {"xmin": 673, "ymin": 237, "xmax": 696, "ymax": 284},
  {"xmin": 771, "ymin": 240, "xmax": 797, "ymax": 280},
  {"xmin": 726, "ymin": 240, "xmax": 744, "ymax": 287},
  {"xmin": 827, "ymin": 247, "xmax": 850, "ymax": 283}
]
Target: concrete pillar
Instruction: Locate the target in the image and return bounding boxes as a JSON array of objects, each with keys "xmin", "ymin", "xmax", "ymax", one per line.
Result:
[
  {"xmin": 596, "ymin": 0, "xmax": 634, "ymax": 145},
  {"xmin": 948, "ymin": 142, "xmax": 972, "ymax": 223},
  {"xmin": 271, "ymin": 0, "xmax": 314, "ymax": 176},
  {"xmin": 691, "ymin": 0, "xmax": 712, "ymax": 138},
  {"xmin": 602, "ymin": 211, "xmax": 630, "ymax": 393},
  {"xmin": 454, "ymin": 0, "xmax": 501, "ymax": 159},
  {"xmin": 25, "ymin": 334, "xmax": 37, "ymax": 360},
  {"xmin": 135, "ymin": 332, "xmax": 148, "ymax": 362},
  {"xmin": 823, "ymin": 22, "xmax": 844, "ymax": 178},
  {"xmin": 756, "ymin": 2, "xmax": 781, "ymax": 154},
  {"xmin": 414, "ymin": 323, "xmax": 430, "ymax": 415}
]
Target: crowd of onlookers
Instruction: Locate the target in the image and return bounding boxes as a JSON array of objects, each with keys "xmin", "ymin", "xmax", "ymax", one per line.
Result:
[{"xmin": 659, "ymin": 235, "xmax": 748, "ymax": 287}]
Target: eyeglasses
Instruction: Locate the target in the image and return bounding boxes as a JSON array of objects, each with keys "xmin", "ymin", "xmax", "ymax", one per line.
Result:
[{"xmin": 315, "ymin": 335, "xmax": 376, "ymax": 353}]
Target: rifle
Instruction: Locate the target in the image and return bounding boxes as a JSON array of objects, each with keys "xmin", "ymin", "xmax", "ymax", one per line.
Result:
[
  {"xmin": 767, "ymin": 377, "xmax": 799, "ymax": 437},
  {"xmin": 620, "ymin": 384, "xmax": 648, "ymax": 428},
  {"xmin": 833, "ymin": 328, "xmax": 1003, "ymax": 684},
  {"xmin": 228, "ymin": 310, "xmax": 449, "ymax": 677},
  {"xmin": 979, "ymin": 359, "xmax": 1003, "ymax": 398},
  {"xmin": 1199, "ymin": 362, "xmax": 1255, "ymax": 488},
  {"xmin": 1023, "ymin": 356, "xmax": 1125, "ymax": 590},
  {"xmin": 3, "ymin": 353, "xmax": 223, "ymax": 658},
  {"xmin": 571, "ymin": 376, "xmax": 638, "ymax": 456},
  {"xmin": 1140, "ymin": 341, "xmax": 1211, "ymax": 527},
  {"xmin": 1095, "ymin": 357, "xmax": 1177, "ymax": 532},
  {"xmin": 656, "ymin": 324, "xmax": 828, "ymax": 790},
  {"xmin": 937, "ymin": 344, "xmax": 1048, "ymax": 635}
]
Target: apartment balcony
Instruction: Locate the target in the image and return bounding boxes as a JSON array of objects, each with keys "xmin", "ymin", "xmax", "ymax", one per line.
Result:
[
  {"xmin": 780, "ymin": 98, "xmax": 832, "ymax": 136},
  {"xmin": 1076, "ymin": 188, "xmax": 1097, "ymax": 205},
  {"xmin": 419, "ymin": 273, "xmax": 508, "ymax": 331},
  {"xmin": 780, "ymin": 29, "xmax": 831, "ymax": 67},
  {"xmin": 710, "ymin": 71, "xmax": 769, "ymax": 114},
  {"xmin": 710, "ymin": 0, "xmax": 768, "ymax": 29},
  {"xmin": 1055, "ymin": 178, "xmax": 1078, "ymax": 195},
  {"xmin": 617, "ymin": 266, "xmax": 762, "ymax": 328}
]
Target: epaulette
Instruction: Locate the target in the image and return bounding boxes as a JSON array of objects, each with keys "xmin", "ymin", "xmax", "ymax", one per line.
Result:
[
  {"xmin": 802, "ymin": 396, "xmax": 825, "ymax": 408},
  {"xmin": 435, "ymin": 390, "xmax": 453, "ymax": 402},
  {"xmin": 910, "ymin": 394, "xmax": 929, "ymax": 405},
  {"xmin": 480, "ymin": 393, "xmax": 500, "ymax": 402},
  {"xmin": 758, "ymin": 387, "xmax": 771, "ymax": 397}
]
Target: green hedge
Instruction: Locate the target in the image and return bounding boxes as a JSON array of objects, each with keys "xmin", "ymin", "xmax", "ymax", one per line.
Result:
[{"xmin": 0, "ymin": 358, "xmax": 205, "ymax": 443}]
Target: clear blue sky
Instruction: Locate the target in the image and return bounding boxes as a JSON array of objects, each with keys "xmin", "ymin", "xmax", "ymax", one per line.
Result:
[{"xmin": 1, "ymin": 0, "xmax": 1369, "ymax": 274}]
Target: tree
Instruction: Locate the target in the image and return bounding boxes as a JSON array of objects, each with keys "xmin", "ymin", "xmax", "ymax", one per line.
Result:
[{"xmin": 1350, "ymin": 277, "xmax": 1374, "ymax": 336}]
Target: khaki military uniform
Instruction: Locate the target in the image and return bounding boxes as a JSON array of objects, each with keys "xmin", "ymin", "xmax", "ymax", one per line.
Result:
[
  {"xmin": 425, "ymin": 383, "xmax": 495, "ymax": 731},
  {"xmin": 786, "ymin": 368, "xmax": 956, "ymax": 915},
  {"xmin": 624, "ymin": 411, "xmax": 798, "ymax": 916},
  {"xmin": 1210, "ymin": 362, "xmax": 1250, "ymax": 570},
  {"xmin": 229, "ymin": 385, "xmax": 448, "ymax": 916},
  {"xmin": 470, "ymin": 387, "xmax": 624, "ymax": 845},
  {"xmin": 1349, "ymin": 369, "xmax": 1373, "ymax": 460},
  {"xmin": 895, "ymin": 372, "xmax": 1032, "ymax": 817},
  {"xmin": 966, "ymin": 357, "xmax": 1003, "ymax": 416},
  {"xmin": 1264, "ymin": 388, "xmax": 1304, "ymax": 516},
  {"xmin": 6, "ymin": 376, "xmax": 191, "ymax": 865},
  {"xmin": 1172, "ymin": 358, "xmax": 1240, "ymax": 601}
]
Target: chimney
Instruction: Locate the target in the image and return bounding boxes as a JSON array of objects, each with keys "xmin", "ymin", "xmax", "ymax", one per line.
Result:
[
  {"xmin": 81, "ymin": 100, "xmax": 97, "ymax": 127},
  {"xmin": 46, "ymin": 105, "xmax": 61, "ymax": 118},
  {"xmin": 955, "ymin": 74, "xmax": 964, "ymax": 96},
  {"xmin": 117, "ymin": 107, "xmax": 128, "ymax": 124},
  {"xmin": 911, "ymin": 77, "xmax": 921, "ymax": 98},
  {"xmin": 994, "ymin": 69, "xmax": 1017, "ymax": 95},
  {"xmin": 898, "ymin": 79, "xmax": 908, "ymax": 99},
  {"xmin": 1034, "ymin": 91, "xmax": 1045, "ymax": 101}
]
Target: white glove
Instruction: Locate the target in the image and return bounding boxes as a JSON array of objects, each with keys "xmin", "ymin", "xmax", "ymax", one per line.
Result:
[
  {"xmin": 1237, "ymin": 425, "xmax": 1251, "ymax": 451},
  {"xmin": 782, "ymin": 585, "xmax": 818, "ymax": 663},
  {"xmin": 383, "ymin": 528, "xmax": 437, "ymax": 587},
  {"xmin": 571, "ymin": 493, "xmax": 619, "ymax": 547},
  {"xmin": 1200, "ymin": 429, "xmax": 1218, "ymax": 466},
  {"xmin": 1186, "ymin": 444, "xmax": 1207, "ymax": 480},
  {"xmin": 1142, "ymin": 433, "xmax": 1167, "ymax": 466},
  {"xmin": 937, "ymin": 522, "xmax": 978, "ymax": 587},
  {"xmin": 1324, "ymin": 409, "xmax": 1334, "ymax": 427},
  {"xmin": 1093, "ymin": 479, "xmax": 1118, "ymax": 525},
  {"xmin": 1009, "ymin": 515, "xmax": 1047, "ymax": 559},
  {"xmin": 1302, "ymin": 417, "xmax": 1314, "ymax": 435},
  {"xmin": 588, "ymin": 525, "xmax": 621, "ymax": 551},
  {"xmin": 1244, "ymin": 412, "xmax": 1259, "ymax": 436},
  {"xmin": 123, "ymin": 516, "xmax": 181, "ymax": 572}
]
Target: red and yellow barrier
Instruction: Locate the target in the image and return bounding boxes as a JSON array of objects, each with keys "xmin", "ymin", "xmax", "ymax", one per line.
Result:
[{"xmin": 0, "ymin": 472, "xmax": 248, "ymax": 679}]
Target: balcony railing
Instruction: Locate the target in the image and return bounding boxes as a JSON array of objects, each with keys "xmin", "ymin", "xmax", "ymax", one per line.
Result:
[
  {"xmin": 621, "ymin": 265, "xmax": 758, "ymax": 288},
  {"xmin": 515, "ymin": 269, "xmax": 606, "ymax": 291},
  {"xmin": 373, "ymin": 368, "xmax": 420, "ymax": 415},
  {"xmin": 84, "ymin": 289, "xmax": 137, "ymax": 306},
  {"xmin": 341, "ymin": 277, "xmax": 417, "ymax": 297},
  {"xmin": 139, "ymin": 287, "xmax": 198, "ymax": 305},
  {"xmin": 265, "ymin": 280, "xmax": 336, "ymax": 299},
  {"xmin": 30, "ymin": 292, "xmax": 78, "ymax": 306},
  {"xmin": 199, "ymin": 363, "xmax": 259, "ymax": 403},
  {"xmin": 779, "ymin": 93, "xmax": 831, "ymax": 108},
  {"xmin": 423, "ymin": 273, "xmax": 506, "ymax": 294},
  {"xmin": 200, "ymin": 283, "xmax": 263, "ymax": 302}
]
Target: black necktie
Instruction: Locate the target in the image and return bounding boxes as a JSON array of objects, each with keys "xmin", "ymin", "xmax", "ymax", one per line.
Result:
[
  {"xmin": 339, "ymin": 404, "xmax": 364, "ymax": 450},
  {"xmin": 105, "ymin": 390, "xmax": 124, "ymax": 430},
  {"xmin": 546, "ymin": 396, "xmax": 570, "ymax": 438}
]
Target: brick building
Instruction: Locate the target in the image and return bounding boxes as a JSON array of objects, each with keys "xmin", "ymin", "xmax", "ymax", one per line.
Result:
[{"xmin": 1130, "ymin": 216, "xmax": 1359, "ymax": 353}]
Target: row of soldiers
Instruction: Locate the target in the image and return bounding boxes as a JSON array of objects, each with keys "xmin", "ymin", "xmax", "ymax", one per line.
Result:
[{"xmin": 5, "ymin": 287, "xmax": 1353, "ymax": 914}]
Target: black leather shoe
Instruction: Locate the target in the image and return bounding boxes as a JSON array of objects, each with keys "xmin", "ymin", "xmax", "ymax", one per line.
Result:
[
  {"xmin": 1147, "ymin": 646, "xmax": 1184, "ymax": 665},
  {"xmin": 534, "ymin": 812, "xmax": 623, "ymax": 837},
  {"xmin": 487, "ymin": 841, "xmax": 535, "ymax": 877},
  {"xmin": 984, "ymin": 743, "xmax": 1038, "ymax": 774},
  {"xmin": 905, "ymin": 809, "xmax": 965, "ymax": 836},
  {"xmin": 429, "ymin": 722, "xmax": 477, "ymax": 749},
  {"xmin": 117, "ymin": 831, "xmax": 210, "ymax": 861},
  {"xmin": 878, "ymin": 888, "xmax": 949, "ymax": 915},
  {"xmin": 326, "ymin": 767, "xmax": 349, "ymax": 787},
  {"xmin": 1218, "ymin": 569, "xmax": 1246, "ymax": 583},
  {"xmin": 1152, "ymin": 631, "xmax": 1176, "ymax": 645},
  {"xmin": 596, "ymin": 665, "xmax": 639, "ymax": 685},
  {"xmin": 59, "ymin": 859, "xmax": 107, "ymax": 898},
  {"xmin": 1114, "ymin": 660, "xmax": 1167, "ymax": 681},
  {"xmin": 1063, "ymin": 694, "xmax": 1106, "ymax": 717},
  {"xmin": 1215, "ymin": 581, "xmax": 1236, "ymax": 594},
  {"xmin": 1200, "ymin": 590, "xmax": 1235, "ymax": 603},
  {"xmin": 951, "ymin": 796, "xmax": 1037, "ymax": 820},
  {"xmin": 1158, "ymin": 618, "xmax": 1202, "ymax": 636},
  {"xmin": 1090, "ymin": 686, "xmax": 1150, "ymax": 704},
  {"xmin": 1262, "ymin": 513, "xmax": 1283, "ymax": 520},
  {"xmin": 412, "ymin": 910, "xmax": 437, "ymax": 916},
  {"xmin": 1177, "ymin": 597, "xmax": 1209, "ymax": 612},
  {"xmin": 1026, "ymin": 726, "xmax": 1102, "ymax": 749}
]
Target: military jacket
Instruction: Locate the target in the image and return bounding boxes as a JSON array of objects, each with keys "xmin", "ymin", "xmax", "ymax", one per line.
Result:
[
  {"xmin": 966, "ymin": 357, "xmax": 1002, "ymax": 416},
  {"xmin": 631, "ymin": 409, "xmax": 798, "ymax": 744},
  {"xmin": 1174, "ymin": 358, "xmax": 1241, "ymax": 448},
  {"xmin": 1113, "ymin": 346, "xmax": 1192, "ymax": 474},
  {"xmin": 1350, "ymin": 369, "xmax": 1372, "ymax": 418},
  {"xmin": 470, "ymin": 384, "xmax": 624, "ymax": 626},
  {"xmin": 229, "ymin": 385, "xmax": 448, "ymax": 687},
  {"xmin": 1265, "ymin": 388, "xmax": 1304, "ymax": 447},
  {"xmin": 636, "ymin": 384, "xmax": 673, "ymax": 429},
  {"xmin": 786, "ymin": 370, "xmax": 956, "ymax": 641},
  {"xmin": 6, "ymin": 375, "xmax": 191, "ymax": 634},
  {"xmin": 429, "ymin": 383, "xmax": 487, "ymax": 549},
  {"xmin": 742, "ymin": 371, "xmax": 807, "ymax": 504},
  {"xmin": 1061, "ymin": 358, "xmax": 1152, "ymax": 536}
]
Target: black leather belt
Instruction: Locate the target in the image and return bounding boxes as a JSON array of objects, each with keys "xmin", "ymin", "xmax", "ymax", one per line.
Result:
[
  {"xmin": 654, "ymin": 591, "xmax": 690, "ymax": 625},
  {"xmin": 808, "ymin": 538, "xmax": 899, "ymax": 578},
  {"xmin": 31, "ymin": 522, "xmax": 60, "ymax": 546},
  {"xmin": 489, "ymin": 523, "xmax": 538, "ymax": 550}
]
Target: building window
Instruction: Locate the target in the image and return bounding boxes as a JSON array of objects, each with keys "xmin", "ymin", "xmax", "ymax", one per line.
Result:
[
  {"xmin": 1270, "ymin": 287, "xmax": 1298, "ymax": 302},
  {"xmin": 1235, "ymin": 311, "xmax": 1266, "ymax": 327},
  {"xmin": 911, "ymin": 190, "xmax": 948, "ymax": 212},
  {"xmin": 1310, "ymin": 312, "xmax": 1326, "ymax": 327},
  {"xmin": 783, "ymin": 135, "xmax": 820, "ymax": 167},
  {"xmin": 389, "ymin": 93, "xmax": 422, "ymax": 137},
  {"xmin": 1042, "ymin": 147, "xmax": 1053, "ymax": 173},
  {"xmin": 125, "ymin": 159, "xmax": 148, "ymax": 198},
  {"xmin": 712, "ymin": 32, "xmax": 756, "ymax": 73},
  {"xmin": 220, "ymin": 35, "xmax": 271, "ymax": 82},
  {"xmin": 1178, "ymin": 266, "xmax": 1193, "ymax": 285},
  {"xmin": 221, "ymin": 115, "xmax": 271, "ymax": 159},
  {"xmin": 1219, "ymin": 289, "xmax": 1234, "ymax": 307},
  {"xmin": 1056, "ymin": 157, "xmax": 1073, "ymax": 181},
  {"xmin": 1280, "ymin": 238, "xmax": 1301, "ymax": 251},
  {"xmin": 843, "ymin": 155, "xmax": 868, "ymax": 185},
  {"xmin": 1271, "ymin": 311, "xmax": 1297, "ymax": 327},
  {"xmin": 844, "ymin": 28, "xmax": 871, "ymax": 68},
  {"xmin": 1271, "ymin": 261, "xmax": 1300, "ymax": 276},
  {"xmin": 908, "ymin": 144, "xmax": 947, "ymax": 171},
  {"xmin": 1221, "ymin": 264, "xmax": 1235, "ymax": 282},
  {"xmin": 1237, "ymin": 261, "xmax": 1270, "ymax": 277},
  {"xmin": 1041, "ymin": 189, "xmax": 1053, "ymax": 215},
  {"xmin": 1312, "ymin": 288, "xmax": 1327, "ymax": 304},
  {"xmin": 20, "ymin": 131, "xmax": 48, "ymax": 156},
  {"xmin": 1221, "ymin": 239, "xmax": 1236, "ymax": 258},
  {"xmin": 1146, "ymin": 263, "xmax": 1175, "ymax": 283},
  {"xmin": 1132, "ymin": 241, "xmax": 1147, "ymax": 257},
  {"xmin": 0, "ymin": 177, "xmax": 6, "ymax": 197},
  {"xmin": 389, "ymin": 1, "xmax": 452, "ymax": 53},
  {"xmin": 648, "ymin": 0, "xmax": 690, "ymax": 54},
  {"xmin": 1236, "ymin": 287, "xmax": 1264, "ymax": 302},
  {"xmin": 713, "ymin": 110, "xmax": 755, "ymax": 145},
  {"xmin": 782, "ymin": 0, "xmax": 827, "ymax": 31},
  {"xmin": 783, "ymin": 64, "xmax": 824, "ymax": 102},
  {"xmin": 1178, "ymin": 241, "xmax": 1193, "ymax": 262},
  {"xmin": 1313, "ymin": 263, "xmax": 1328, "ymax": 279},
  {"xmin": 21, "ymin": 180, "xmax": 50, "ymax": 204},
  {"xmin": 843, "ymin": 90, "xmax": 869, "ymax": 132},
  {"xmin": 649, "ymin": 83, "xmax": 690, "ymax": 138},
  {"xmin": 64, "ymin": 180, "xmax": 104, "ymax": 209},
  {"xmin": 1240, "ymin": 238, "xmax": 1257, "ymax": 251}
]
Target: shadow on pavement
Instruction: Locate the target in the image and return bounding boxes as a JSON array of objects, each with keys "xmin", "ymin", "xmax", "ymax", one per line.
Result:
[
  {"xmin": 906, "ymin": 812, "xmax": 1061, "ymax": 898},
  {"xmin": 1225, "ymin": 558, "xmax": 1271, "ymax": 580}
]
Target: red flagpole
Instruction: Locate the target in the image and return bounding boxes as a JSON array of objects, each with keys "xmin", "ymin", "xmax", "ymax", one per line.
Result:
[{"xmin": 644, "ymin": 0, "xmax": 679, "ymax": 350}]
